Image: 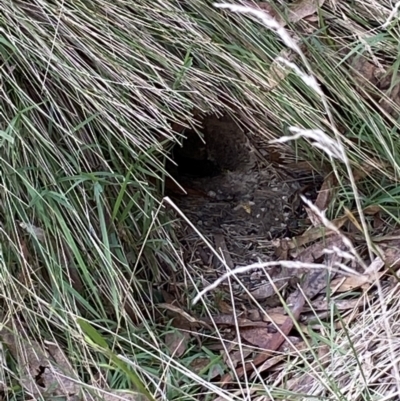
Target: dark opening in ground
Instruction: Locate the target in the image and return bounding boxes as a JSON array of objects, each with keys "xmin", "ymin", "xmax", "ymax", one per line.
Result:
[
  {"xmin": 166, "ymin": 112, "xmax": 297, "ymax": 252},
  {"xmin": 165, "ymin": 112, "xmax": 322, "ymax": 303},
  {"xmin": 172, "ymin": 130, "xmax": 221, "ymax": 178},
  {"xmin": 167, "ymin": 113, "xmax": 252, "ymax": 183}
]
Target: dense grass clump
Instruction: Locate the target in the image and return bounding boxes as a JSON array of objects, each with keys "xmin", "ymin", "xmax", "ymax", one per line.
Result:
[{"xmin": 1, "ymin": 0, "xmax": 400, "ymax": 400}]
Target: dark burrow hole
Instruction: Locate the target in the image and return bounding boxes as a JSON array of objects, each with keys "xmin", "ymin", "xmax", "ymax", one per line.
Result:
[
  {"xmin": 171, "ymin": 130, "xmax": 221, "ymax": 178},
  {"xmin": 166, "ymin": 114, "xmax": 251, "ymax": 184}
]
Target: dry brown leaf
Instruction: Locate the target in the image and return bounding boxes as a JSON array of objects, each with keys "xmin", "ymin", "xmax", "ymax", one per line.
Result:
[
  {"xmin": 249, "ymin": 354, "xmax": 284, "ymax": 378},
  {"xmin": 351, "ymin": 56, "xmax": 379, "ymax": 86},
  {"xmin": 242, "ymin": 1, "xmax": 281, "ymax": 21},
  {"xmin": 363, "ymin": 205, "xmax": 382, "ymax": 215},
  {"xmin": 225, "ymin": 349, "xmax": 253, "ymax": 370},
  {"xmin": 240, "ymin": 327, "xmax": 278, "ymax": 349},
  {"xmin": 222, "ymin": 237, "xmax": 342, "ymax": 385},
  {"xmin": 299, "ymin": 216, "xmax": 348, "ymax": 244},
  {"xmin": 373, "ymin": 213, "xmax": 384, "ymax": 230},
  {"xmin": 247, "ymin": 280, "xmax": 287, "ymax": 300},
  {"xmin": 350, "ymin": 55, "xmax": 400, "ymax": 118},
  {"xmin": 318, "ymin": 344, "xmax": 331, "ymax": 369},
  {"xmin": 46, "ymin": 341, "xmax": 73, "ymax": 368},
  {"xmin": 207, "ymin": 314, "xmax": 270, "ymax": 328},
  {"xmin": 314, "ymin": 173, "xmax": 337, "ymax": 212},
  {"xmin": 304, "ymin": 13, "xmax": 318, "ymax": 22},
  {"xmin": 261, "ymin": 312, "xmax": 288, "ymax": 325},
  {"xmin": 330, "ymin": 257, "xmax": 381, "ymax": 293},
  {"xmin": 20, "ymin": 221, "xmax": 84, "ymax": 295},
  {"xmin": 304, "ymin": 206, "xmax": 321, "ymax": 227},
  {"xmin": 20, "ymin": 239, "xmax": 30, "ymax": 261},
  {"xmin": 214, "ymin": 233, "xmax": 234, "ymax": 268},
  {"xmin": 246, "ymin": 308, "xmax": 261, "ymax": 320},
  {"xmin": 250, "ymin": 339, "xmax": 307, "ymax": 379},
  {"xmin": 287, "ymin": 0, "xmax": 326, "ymax": 24},
  {"xmin": 245, "ymin": 309, "xmax": 288, "ymax": 325},
  {"xmin": 284, "ymin": 374, "xmax": 316, "ymax": 395},
  {"xmin": 267, "ymin": 49, "xmax": 297, "ymax": 89},
  {"xmin": 305, "ymin": 297, "xmax": 363, "ymax": 312},
  {"xmin": 189, "ymin": 358, "xmax": 223, "ymax": 379},
  {"xmin": 330, "ymin": 274, "xmax": 370, "ymax": 293},
  {"xmin": 300, "ymin": 314, "xmax": 353, "ymax": 332},
  {"xmin": 215, "ymin": 298, "xmax": 234, "ymax": 314},
  {"xmin": 189, "ymin": 357, "xmax": 209, "ymax": 372},
  {"xmin": 221, "ymin": 287, "xmax": 306, "ymax": 385},
  {"xmin": 158, "ymin": 303, "xmax": 212, "ymax": 330},
  {"xmin": 293, "ymin": 235, "xmax": 344, "ymax": 265},
  {"xmin": 165, "ymin": 331, "xmax": 190, "ymax": 358},
  {"xmin": 44, "ymin": 341, "xmax": 80, "ymax": 396},
  {"xmin": 378, "ymin": 239, "xmax": 400, "ymax": 268},
  {"xmin": 278, "ymin": 336, "xmax": 305, "ymax": 352},
  {"xmin": 331, "ymin": 242, "xmax": 400, "ymax": 293},
  {"xmin": 0, "ymin": 319, "xmax": 147, "ymax": 401},
  {"xmin": 352, "ymin": 162, "xmax": 375, "ymax": 182},
  {"xmin": 240, "ymin": 328, "xmax": 304, "ymax": 352},
  {"xmin": 160, "ymin": 290, "xmax": 175, "ymax": 304},
  {"xmin": 274, "ymin": 217, "xmax": 347, "ymax": 255},
  {"xmin": 376, "ymin": 71, "xmax": 400, "ymax": 117},
  {"xmin": 301, "ymin": 269, "xmax": 329, "ymax": 299},
  {"xmin": 273, "ymin": 236, "xmax": 291, "ymax": 259},
  {"xmin": 344, "ymin": 207, "xmax": 364, "ymax": 233},
  {"xmin": 306, "ymin": 174, "xmax": 337, "ymax": 226}
]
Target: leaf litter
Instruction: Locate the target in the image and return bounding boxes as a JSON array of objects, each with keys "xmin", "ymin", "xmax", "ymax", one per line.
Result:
[
  {"xmin": 0, "ymin": 317, "xmax": 79, "ymax": 398},
  {"xmin": 0, "ymin": 315, "xmax": 147, "ymax": 401}
]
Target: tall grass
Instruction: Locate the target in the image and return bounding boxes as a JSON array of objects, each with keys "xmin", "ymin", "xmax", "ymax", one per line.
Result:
[{"xmin": 1, "ymin": 0, "xmax": 400, "ymax": 400}]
